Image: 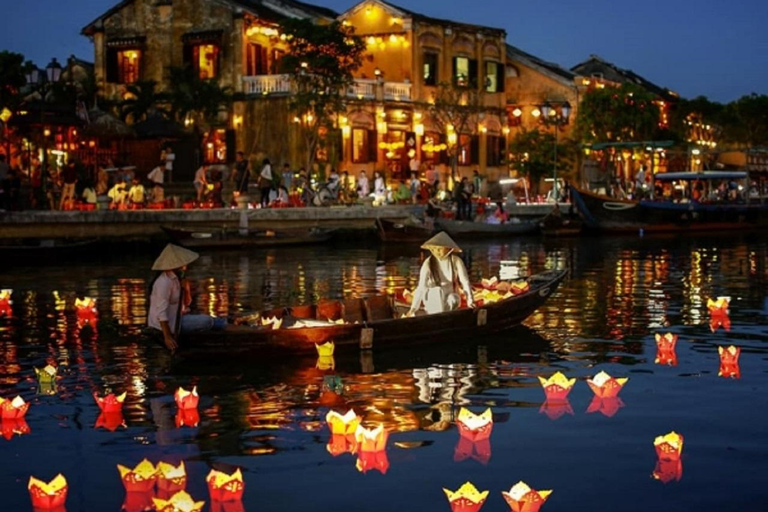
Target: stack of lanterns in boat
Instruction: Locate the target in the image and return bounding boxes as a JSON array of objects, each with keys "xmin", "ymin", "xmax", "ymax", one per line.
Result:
[{"xmin": 472, "ymin": 277, "xmax": 530, "ymax": 306}]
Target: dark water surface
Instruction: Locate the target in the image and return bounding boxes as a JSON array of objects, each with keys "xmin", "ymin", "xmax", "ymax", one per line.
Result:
[{"xmin": 1, "ymin": 234, "xmax": 767, "ymax": 512}]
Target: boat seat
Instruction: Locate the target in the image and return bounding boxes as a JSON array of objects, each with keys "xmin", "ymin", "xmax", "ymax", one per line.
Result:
[
  {"xmin": 342, "ymin": 298, "xmax": 365, "ymax": 324},
  {"xmin": 317, "ymin": 300, "xmax": 342, "ymax": 321},
  {"xmin": 363, "ymin": 295, "xmax": 394, "ymax": 322}
]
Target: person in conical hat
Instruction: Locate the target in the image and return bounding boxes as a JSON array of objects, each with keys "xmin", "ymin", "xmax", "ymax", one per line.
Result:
[
  {"xmin": 147, "ymin": 244, "xmax": 225, "ymax": 351},
  {"xmin": 407, "ymin": 232, "xmax": 475, "ymax": 316}
]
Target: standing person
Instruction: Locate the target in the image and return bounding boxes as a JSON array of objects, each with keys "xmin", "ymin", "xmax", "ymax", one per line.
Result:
[
  {"xmin": 472, "ymin": 169, "xmax": 482, "ymax": 197},
  {"xmin": 59, "ymin": 161, "xmax": 78, "ymax": 210},
  {"xmin": 373, "ymin": 171, "xmax": 386, "ymax": 200},
  {"xmin": 454, "ymin": 177, "xmax": 468, "ymax": 220},
  {"xmin": 634, "ymin": 165, "xmax": 646, "ymax": 198},
  {"xmin": 409, "ymin": 154, "xmax": 421, "ymax": 176},
  {"xmin": 147, "ymin": 244, "xmax": 226, "ymax": 352},
  {"xmin": 357, "ymin": 170, "xmax": 370, "ymax": 198},
  {"xmin": 193, "ymin": 164, "xmax": 208, "ymax": 202},
  {"xmin": 425, "ymin": 164, "xmax": 438, "ymax": 197},
  {"xmin": 407, "ymin": 232, "xmax": 475, "ymax": 316},
  {"xmin": 409, "ymin": 172, "xmax": 421, "ymax": 203},
  {"xmin": 258, "ymin": 158, "xmax": 273, "ymax": 208},
  {"xmin": 148, "ymin": 162, "xmax": 165, "ymax": 203},
  {"xmin": 281, "ymin": 163, "xmax": 293, "ymax": 191},
  {"xmin": 231, "ymin": 151, "xmax": 251, "ymax": 204},
  {"xmin": 162, "ymin": 146, "xmax": 175, "ymax": 184},
  {"xmin": 339, "ymin": 170, "xmax": 351, "ymax": 203},
  {"xmin": 463, "ymin": 181, "xmax": 474, "ymax": 221}
]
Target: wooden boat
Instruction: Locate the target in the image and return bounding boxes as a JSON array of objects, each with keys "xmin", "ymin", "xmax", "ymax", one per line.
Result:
[
  {"xmin": 375, "ymin": 217, "xmax": 433, "ymax": 242},
  {"xmin": 435, "ymin": 217, "xmax": 540, "ymax": 237},
  {"xmin": 539, "ymin": 207, "xmax": 583, "ymax": 237},
  {"xmin": 570, "ymin": 173, "xmax": 768, "ymax": 233},
  {"xmin": 161, "ymin": 226, "xmax": 336, "ymax": 249},
  {"xmin": 0, "ymin": 238, "xmax": 99, "ymax": 257},
  {"xmin": 180, "ymin": 269, "xmax": 567, "ymax": 355}
]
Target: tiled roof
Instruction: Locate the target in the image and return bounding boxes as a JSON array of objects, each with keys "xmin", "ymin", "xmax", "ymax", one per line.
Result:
[
  {"xmin": 571, "ymin": 54, "xmax": 677, "ymax": 100},
  {"xmin": 377, "ymin": 0, "xmax": 505, "ymax": 36},
  {"xmin": 506, "ymin": 44, "xmax": 575, "ymax": 84}
]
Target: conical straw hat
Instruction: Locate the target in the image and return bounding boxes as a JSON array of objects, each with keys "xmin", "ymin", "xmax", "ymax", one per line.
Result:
[
  {"xmin": 152, "ymin": 244, "xmax": 200, "ymax": 271},
  {"xmin": 421, "ymin": 232, "xmax": 462, "ymax": 253}
]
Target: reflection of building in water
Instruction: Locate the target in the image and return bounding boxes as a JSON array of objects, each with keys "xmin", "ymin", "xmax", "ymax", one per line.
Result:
[
  {"xmin": 195, "ymin": 278, "xmax": 230, "ymax": 318},
  {"xmin": 110, "ymin": 278, "xmax": 148, "ymax": 332},
  {"xmin": 413, "ymin": 365, "xmax": 480, "ymax": 407}
]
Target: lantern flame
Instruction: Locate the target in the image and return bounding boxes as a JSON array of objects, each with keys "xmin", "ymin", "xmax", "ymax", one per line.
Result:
[
  {"xmin": 152, "ymin": 490, "xmax": 205, "ymax": 512},
  {"xmin": 501, "ymin": 481, "xmax": 553, "ymax": 512},
  {"xmin": 586, "ymin": 371, "xmax": 628, "ymax": 398}
]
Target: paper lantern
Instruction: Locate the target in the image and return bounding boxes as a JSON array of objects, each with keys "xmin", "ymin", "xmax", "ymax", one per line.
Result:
[
  {"xmin": 0, "ymin": 289, "xmax": 12, "ymax": 317},
  {"xmin": 35, "ymin": 364, "xmax": 58, "ymax": 385},
  {"xmin": 325, "ymin": 409, "xmax": 361, "ymax": 435},
  {"xmin": 654, "ymin": 431, "xmax": 684, "ymax": 461},
  {"xmin": 117, "ymin": 459, "xmax": 157, "ymax": 493},
  {"xmin": 322, "ymin": 375, "xmax": 343, "ymax": 394},
  {"xmin": 75, "ymin": 297, "xmax": 98, "ymax": 328},
  {"xmin": 315, "ymin": 341, "xmax": 335, "ymax": 357},
  {"xmin": 356, "ymin": 449, "xmax": 389, "ymax": 474},
  {"xmin": 354, "ymin": 424, "xmax": 388, "ymax": 452},
  {"xmin": 537, "ymin": 372, "xmax": 576, "ymax": 401},
  {"xmin": 122, "ymin": 490, "xmax": 154, "ymax": 512},
  {"xmin": 707, "ymin": 296, "xmax": 730, "ymax": 313},
  {"xmin": 174, "ymin": 387, "xmax": 199, "ymax": 410},
  {"xmin": 93, "ymin": 391, "xmax": 127, "ymax": 413},
  {"xmin": 585, "ymin": 396, "xmax": 625, "ymax": 418},
  {"xmin": 453, "ymin": 437, "xmax": 491, "ymax": 465},
  {"xmin": 480, "ymin": 277, "xmax": 499, "ymax": 290},
  {"xmin": 539, "ymin": 399, "xmax": 574, "ymax": 421},
  {"xmin": 654, "ymin": 333, "xmax": 678, "ymax": 366},
  {"xmin": 28, "ymin": 474, "xmax": 68, "ymax": 509},
  {"xmin": 326, "ymin": 433, "xmax": 358, "ymax": 457},
  {"xmin": 501, "ymin": 481, "xmax": 553, "ymax": 512},
  {"xmin": 443, "ymin": 482, "xmax": 489, "ymax": 512},
  {"xmin": 586, "ymin": 371, "xmax": 628, "ymax": 398},
  {"xmin": 316, "ymin": 355, "xmax": 335, "ymax": 371},
  {"xmin": 175, "ymin": 408, "xmax": 200, "ymax": 428},
  {"xmin": 94, "ymin": 411, "xmax": 126, "ymax": 431},
  {"xmin": 652, "ymin": 458, "xmax": 683, "ymax": 484},
  {"xmin": 153, "ymin": 490, "xmax": 205, "ymax": 512},
  {"xmin": 718, "ymin": 346, "xmax": 741, "ymax": 378},
  {"xmin": 210, "ymin": 500, "xmax": 246, "ymax": 512},
  {"xmin": 509, "ymin": 280, "xmax": 530, "ymax": 295},
  {"xmin": 0, "ymin": 395, "xmax": 29, "ymax": 419},
  {"xmin": 1, "ymin": 418, "xmax": 31, "ymax": 440},
  {"xmin": 158, "ymin": 462, "xmax": 187, "ymax": 494},
  {"xmin": 456, "ymin": 408, "xmax": 493, "ymax": 441},
  {"xmin": 708, "ymin": 297, "xmax": 731, "ymax": 332},
  {"xmin": 207, "ymin": 469, "xmax": 245, "ymax": 502},
  {"xmin": 260, "ymin": 316, "xmax": 282, "ymax": 330}
]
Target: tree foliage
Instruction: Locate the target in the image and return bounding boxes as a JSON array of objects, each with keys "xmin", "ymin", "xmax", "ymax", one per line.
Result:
[
  {"xmin": 721, "ymin": 93, "xmax": 768, "ymax": 148},
  {"xmin": 120, "ymin": 80, "xmax": 164, "ymax": 123},
  {"xmin": 573, "ymin": 83, "xmax": 660, "ymax": 144},
  {"xmin": 279, "ymin": 18, "xmax": 366, "ymax": 172},
  {"xmin": 167, "ymin": 67, "xmax": 232, "ymax": 128},
  {"xmin": 508, "ymin": 128, "xmax": 577, "ymax": 192},
  {"xmin": 0, "ymin": 51, "xmax": 29, "ymax": 111}
]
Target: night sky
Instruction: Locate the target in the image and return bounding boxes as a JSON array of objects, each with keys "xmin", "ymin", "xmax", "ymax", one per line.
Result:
[{"xmin": 2, "ymin": 0, "xmax": 766, "ymax": 102}]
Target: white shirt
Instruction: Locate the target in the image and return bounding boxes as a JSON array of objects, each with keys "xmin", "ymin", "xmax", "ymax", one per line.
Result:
[
  {"xmin": 409, "ymin": 254, "xmax": 473, "ymax": 313},
  {"xmin": 148, "ymin": 166, "xmax": 164, "ymax": 185},
  {"xmin": 165, "ymin": 152, "xmax": 175, "ymax": 171},
  {"xmin": 358, "ymin": 175, "xmax": 370, "ymax": 196},
  {"xmin": 148, "ymin": 272, "xmax": 181, "ymax": 332},
  {"xmin": 374, "ymin": 177, "xmax": 385, "ymax": 195},
  {"xmin": 194, "ymin": 167, "xmax": 207, "ymax": 186},
  {"xmin": 260, "ymin": 164, "xmax": 273, "ymax": 182}
]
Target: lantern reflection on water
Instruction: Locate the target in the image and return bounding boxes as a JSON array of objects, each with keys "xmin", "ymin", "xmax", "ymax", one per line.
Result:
[
  {"xmin": 443, "ymin": 481, "xmax": 489, "ymax": 512},
  {"xmin": 456, "ymin": 407, "xmax": 493, "ymax": 441},
  {"xmin": 174, "ymin": 386, "xmax": 199, "ymax": 410},
  {"xmin": 207, "ymin": 469, "xmax": 245, "ymax": 502},
  {"xmin": 501, "ymin": 481, "xmax": 552, "ymax": 512},
  {"xmin": 316, "ymin": 355, "xmax": 335, "ymax": 371},
  {"xmin": 539, "ymin": 398, "xmax": 574, "ymax": 420},
  {"xmin": 175, "ymin": 408, "xmax": 201, "ymax": 428},
  {"xmin": 653, "ymin": 457, "xmax": 683, "ymax": 483},
  {"xmin": 326, "ymin": 409, "xmax": 361, "ymax": 435},
  {"xmin": 94, "ymin": 411, "xmax": 126, "ymax": 431},
  {"xmin": 718, "ymin": 345, "xmax": 741, "ymax": 378},
  {"xmin": 586, "ymin": 396, "xmax": 625, "ymax": 418},
  {"xmin": 117, "ymin": 459, "xmax": 157, "ymax": 493},
  {"xmin": 93, "ymin": 391, "xmax": 127, "ymax": 412},
  {"xmin": 122, "ymin": 490, "xmax": 154, "ymax": 512},
  {"xmin": 327, "ymin": 433, "xmax": 357, "ymax": 456},
  {"xmin": 538, "ymin": 372, "xmax": 576, "ymax": 401},
  {"xmin": 153, "ymin": 490, "xmax": 205, "ymax": 512},
  {"xmin": 453, "ymin": 437, "xmax": 491, "ymax": 465},
  {"xmin": 708, "ymin": 296, "xmax": 731, "ymax": 332},
  {"xmin": 356, "ymin": 449, "xmax": 389, "ymax": 474},
  {"xmin": 1, "ymin": 417, "xmax": 30, "ymax": 440},
  {"xmin": 586, "ymin": 371, "xmax": 628, "ymax": 398},
  {"xmin": 28, "ymin": 474, "xmax": 68, "ymax": 510},
  {"xmin": 0, "ymin": 395, "xmax": 29, "ymax": 419},
  {"xmin": 74, "ymin": 297, "xmax": 98, "ymax": 329}
]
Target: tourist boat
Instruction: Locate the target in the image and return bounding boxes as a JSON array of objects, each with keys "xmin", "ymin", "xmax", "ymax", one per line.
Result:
[
  {"xmin": 180, "ymin": 269, "xmax": 567, "ymax": 354},
  {"xmin": 570, "ymin": 172, "xmax": 768, "ymax": 233},
  {"xmin": 161, "ymin": 226, "xmax": 336, "ymax": 249},
  {"xmin": 435, "ymin": 217, "xmax": 541, "ymax": 237},
  {"xmin": 375, "ymin": 217, "xmax": 433, "ymax": 242},
  {"xmin": 539, "ymin": 207, "xmax": 583, "ymax": 237}
]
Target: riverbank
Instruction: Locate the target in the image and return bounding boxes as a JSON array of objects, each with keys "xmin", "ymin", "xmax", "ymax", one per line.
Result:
[{"xmin": 0, "ymin": 203, "xmax": 558, "ymax": 240}]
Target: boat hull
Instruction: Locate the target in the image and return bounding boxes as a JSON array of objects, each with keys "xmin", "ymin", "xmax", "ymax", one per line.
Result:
[
  {"xmin": 435, "ymin": 218, "xmax": 540, "ymax": 237},
  {"xmin": 570, "ymin": 186, "xmax": 768, "ymax": 233},
  {"xmin": 162, "ymin": 226, "xmax": 335, "ymax": 248},
  {"xmin": 376, "ymin": 218, "xmax": 433, "ymax": 243},
  {"xmin": 180, "ymin": 270, "xmax": 566, "ymax": 354}
]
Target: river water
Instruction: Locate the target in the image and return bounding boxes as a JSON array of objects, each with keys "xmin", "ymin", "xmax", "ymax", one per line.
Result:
[{"xmin": 1, "ymin": 233, "xmax": 767, "ymax": 512}]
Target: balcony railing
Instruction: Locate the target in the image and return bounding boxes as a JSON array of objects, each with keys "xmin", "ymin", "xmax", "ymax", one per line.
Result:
[
  {"xmin": 383, "ymin": 82, "xmax": 411, "ymax": 101},
  {"xmin": 242, "ymin": 74, "xmax": 292, "ymax": 95},
  {"xmin": 347, "ymin": 79, "xmax": 376, "ymax": 100},
  {"xmin": 242, "ymin": 75, "xmax": 412, "ymax": 101}
]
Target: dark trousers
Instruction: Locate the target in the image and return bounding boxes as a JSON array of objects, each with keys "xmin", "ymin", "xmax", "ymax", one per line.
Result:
[{"xmin": 260, "ymin": 187, "xmax": 271, "ymax": 207}]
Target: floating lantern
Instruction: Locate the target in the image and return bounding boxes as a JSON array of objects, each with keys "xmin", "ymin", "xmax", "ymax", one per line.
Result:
[
  {"xmin": 316, "ymin": 355, "xmax": 335, "ymax": 371},
  {"xmin": 0, "ymin": 289, "xmax": 12, "ymax": 317},
  {"xmin": 75, "ymin": 297, "xmax": 98, "ymax": 328},
  {"xmin": 586, "ymin": 396, "xmax": 625, "ymax": 418},
  {"xmin": 327, "ymin": 433, "xmax": 357, "ymax": 456},
  {"xmin": 174, "ymin": 387, "xmax": 199, "ymax": 410},
  {"xmin": 153, "ymin": 490, "xmax": 205, "ymax": 512},
  {"xmin": 654, "ymin": 333, "xmax": 678, "ymax": 366},
  {"xmin": 260, "ymin": 316, "xmax": 282, "ymax": 330},
  {"xmin": 122, "ymin": 491, "xmax": 154, "ymax": 512},
  {"xmin": 539, "ymin": 398, "xmax": 574, "ymax": 421},
  {"xmin": 207, "ymin": 469, "xmax": 245, "ymax": 502},
  {"xmin": 456, "ymin": 407, "xmax": 493, "ymax": 441},
  {"xmin": 586, "ymin": 371, "xmax": 628, "ymax": 398},
  {"xmin": 1, "ymin": 418, "xmax": 30, "ymax": 440},
  {"xmin": 210, "ymin": 500, "xmax": 246, "ymax": 512},
  {"xmin": 157, "ymin": 462, "xmax": 187, "ymax": 495},
  {"xmin": 707, "ymin": 296, "xmax": 730, "ymax": 314},
  {"xmin": 652, "ymin": 458, "xmax": 683, "ymax": 484},
  {"xmin": 356, "ymin": 449, "xmax": 389, "ymax": 474},
  {"xmin": 175, "ymin": 408, "xmax": 200, "ymax": 428},
  {"xmin": 354, "ymin": 424, "xmax": 388, "ymax": 452},
  {"xmin": 654, "ymin": 431, "xmax": 684, "ymax": 461},
  {"xmin": 35, "ymin": 364, "xmax": 58, "ymax": 385},
  {"xmin": 453, "ymin": 437, "xmax": 491, "ymax": 465},
  {"xmin": 117, "ymin": 459, "xmax": 157, "ymax": 493},
  {"xmin": 28, "ymin": 474, "xmax": 68, "ymax": 510},
  {"xmin": 93, "ymin": 391, "xmax": 127, "ymax": 413},
  {"xmin": 315, "ymin": 341, "xmax": 335, "ymax": 357},
  {"xmin": 94, "ymin": 411, "xmax": 126, "ymax": 431},
  {"xmin": 501, "ymin": 481, "xmax": 553, "ymax": 512},
  {"xmin": 718, "ymin": 345, "xmax": 741, "ymax": 379},
  {"xmin": 443, "ymin": 482, "xmax": 489, "ymax": 512},
  {"xmin": 0, "ymin": 396, "xmax": 29, "ymax": 419},
  {"xmin": 326, "ymin": 409, "xmax": 361, "ymax": 435},
  {"xmin": 709, "ymin": 313, "xmax": 731, "ymax": 333},
  {"xmin": 538, "ymin": 372, "xmax": 576, "ymax": 401}
]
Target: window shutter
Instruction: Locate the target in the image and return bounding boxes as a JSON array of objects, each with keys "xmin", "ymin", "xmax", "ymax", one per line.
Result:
[
  {"xmin": 214, "ymin": 45, "xmax": 221, "ymax": 79},
  {"xmin": 183, "ymin": 44, "xmax": 193, "ymax": 70},
  {"xmin": 367, "ymin": 129, "xmax": 377, "ymax": 163},
  {"xmin": 470, "ymin": 135, "xmax": 479, "ymax": 165},
  {"xmin": 106, "ymin": 49, "xmax": 118, "ymax": 83},
  {"xmin": 468, "ymin": 59, "xmax": 478, "ymax": 89},
  {"xmin": 496, "ymin": 63, "xmax": 505, "ymax": 92},
  {"xmin": 452, "ymin": 57, "xmax": 458, "ymax": 86}
]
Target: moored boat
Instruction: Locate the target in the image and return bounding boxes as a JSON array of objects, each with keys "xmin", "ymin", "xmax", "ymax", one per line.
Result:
[
  {"xmin": 570, "ymin": 173, "xmax": 768, "ymax": 233},
  {"xmin": 161, "ymin": 226, "xmax": 336, "ymax": 249},
  {"xmin": 180, "ymin": 269, "xmax": 566, "ymax": 354},
  {"xmin": 375, "ymin": 217, "xmax": 433, "ymax": 242},
  {"xmin": 435, "ymin": 217, "xmax": 540, "ymax": 237},
  {"xmin": 0, "ymin": 238, "xmax": 99, "ymax": 258}
]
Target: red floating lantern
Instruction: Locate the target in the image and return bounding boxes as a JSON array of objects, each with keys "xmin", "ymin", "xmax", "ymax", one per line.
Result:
[
  {"xmin": 585, "ymin": 396, "xmax": 625, "ymax": 418},
  {"xmin": 174, "ymin": 387, "xmax": 199, "ymax": 410},
  {"xmin": 708, "ymin": 297, "xmax": 731, "ymax": 332},
  {"xmin": 153, "ymin": 490, "xmax": 205, "ymax": 512},
  {"xmin": 652, "ymin": 457, "xmax": 683, "ymax": 484},
  {"xmin": 326, "ymin": 409, "xmax": 361, "ymax": 436},
  {"xmin": 1, "ymin": 418, "xmax": 30, "ymax": 440},
  {"xmin": 453, "ymin": 437, "xmax": 491, "ymax": 465},
  {"xmin": 28, "ymin": 474, "xmax": 68, "ymax": 510},
  {"xmin": 117, "ymin": 459, "xmax": 157, "ymax": 493},
  {"xmin": 175, "ymin": 408, "xmax": 200, "ymax": 428},
  {"xmin": 443, "ymin": 482, "xmax": 489, "ymax": 512},
  {"xmin": 0, "ymin": 289, "xmax": 12, "ymax": 317},
  {"xmin": 539, "ymin": 398, "xmax": 574, "ymax": 421},
  {"xmin": 586, "ymin": 371, "xmax": 628, "ymax": 398},
  {"xmin": 718, "ymin": 346, "xmax": 741, "ymax": 378},
  {"xmin": 207, "ymin": 469, "xmax": 245, "ymax": 502},
  {"xmin": 157, "ymin": 461, "xmax": 187, "ymax": 494},
  {"xmin": 654, "ymin": 431, "xmax": 684, "ymax": 461},
  {"xmin": 122, "ymin": 490, "xmax": 154, "ymax": 512},
  {"xmin": 93, "ymin": 391, "xmax": 127, "ymax": 413},
  {"xmin": 75, "ymin": 297, "xmax": 98, "ymax": 328},
  {"xmin": 0, "ymin": 395, "xmax": 30, "ymax": 419},
  {"xmin": 326, "ymin": 433, "xmax": 357, "ymax": 457},
  {"xmin": 356, "ymin": 449, "xmax": 389, "ymax": 474},
  {"xmin": 654, "ymin": 333, "xmax": 678, "ymax": 366},
  {"xmin": 354, "ymin": 424, "xmax": 388, "ymax": 452},
  {"xmin": 501, "ymin": 481, "xmax": 553, "ymax": 512},
  {"xmin": 538, "ymin": 372, "xmax": 575, "ymax": 401},
  {"xmin": 94, "ymin": 411, "xmax": 126, "ymax": 431},
  {"xmin": 456, "ymin": 407, "xmax": 493, "ymax": 442}
]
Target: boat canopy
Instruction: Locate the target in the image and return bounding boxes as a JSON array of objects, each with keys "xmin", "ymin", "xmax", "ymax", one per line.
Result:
[{"xmin": 654, "ymin": 171, "xmax": 748, "ymax": 181}]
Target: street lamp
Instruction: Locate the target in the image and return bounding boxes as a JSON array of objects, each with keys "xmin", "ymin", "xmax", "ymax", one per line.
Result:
[{"xmin": 539, "ymin": 100, "xmax": 571, "ymax": 202}]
